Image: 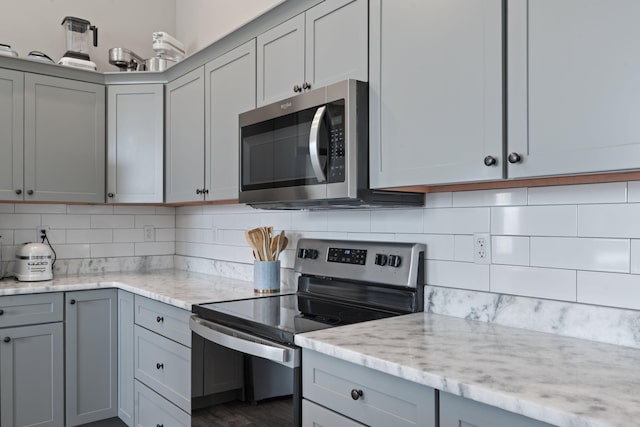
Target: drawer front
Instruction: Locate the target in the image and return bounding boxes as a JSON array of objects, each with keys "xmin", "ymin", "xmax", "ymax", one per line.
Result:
[
  {"xmin": 134, "ymin": 295, "xmax": 191, "ymax": 347},
  {"xmin": 303, "ymin": 399, "xmax": 365, "ymax": 427},
  {"xmin": 134, "ymin": 325, "xmax": 191, "ymax": 413},
  {"xmin": 0, "ymin": 293, "xmax": 63, "ymax": 328},
  {"xmin": 303, "ymin": 350, "xmax": 437, "ymax": 427},
  {"xmin": 135, "ymin": 380, "xmax": 190, "ymax": 427}
]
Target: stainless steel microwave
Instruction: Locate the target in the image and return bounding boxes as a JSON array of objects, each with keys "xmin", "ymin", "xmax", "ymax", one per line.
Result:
[{"xmin": 238, "ymin": 80, "xmax": 424, "ymax": 209}]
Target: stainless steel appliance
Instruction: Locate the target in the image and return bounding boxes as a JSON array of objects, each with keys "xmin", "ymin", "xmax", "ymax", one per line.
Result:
[
  {"xmin": 238, "ymin": 80, "xmax": 424, "ymax": 209},
  {"xmin": 108, "ymin": 47, "xmax": 145, "ymax": 71},
  {"xmin": 190, "ymin": 238, "xmax": 425, "ymax": 426},
  {"xmin": 58, "ymin": 16, "xmax": 98, "ymax": 71}
]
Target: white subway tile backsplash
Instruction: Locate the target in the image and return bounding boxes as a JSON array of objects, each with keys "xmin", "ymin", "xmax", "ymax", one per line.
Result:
[
  {"xmin": 371, "ymin": 209, "xmax": 422, "ymax": 233},
  {"xmin": 632, "ymin": 240, "xmax": 640, "ymax": 274},
  {"xmin": 491, "ymin": 236, "xmax": 529, "ymax": 266},
  {"xmin": 425, "ymin": 192, "xmax": 452, "ymax": 208},
  {"xmin": 90, "ymin": 215, "xmax": 134, "ymax": 229},
  {"xmin": 42, "ymin": 214, "xmax": 90, "ymax": 229},
  {"xmin": 15, "ymin": 204, "xmax": 66, "ymax": 214},
  {"xmin": 452, "ymin": 188, "xmax": 527, "ymax": 207},
  {"xmin": 46, "ymin": 230, "xmax": 66, "ymax": 245},
  {"xmin": 155, "ymin": 206, "xmax": 176, "ymax": 215},
  {"xmin": 528, "ymin": 182, "xmax": 628, "ymax": 205},
  {"xmin": 454, "ymin": 235, "xmax": 474, "ymax": 262},
  {"xmin": 531, "ymin": 237, "xmax": 630, "ymax": 273},
  {"xmin": 113, "ymin": 206, "xmax": 156, "ymax": 215},
  {"xmin": 0, "ymin": 204, "xmax": 14, "ymax": 213},
  {"xmin": 578, "ymin": 204, "xmax": 640, "ymax": 238},
  {"xmin": 55, "ymin": 244, "xmax": 91, "ymax": 259},
  {"xmin": 134, "ymin": 215, "xmax": 174, "ymax": 229},
  {"xmin": 176, "ymin": 205, "xmax": 204, "ymax": 215},
  {"xmin": 156, "ymin": 229, "xmax": 176, "ymax": 242},
  {"xmin": 291, "ymin": 211, "xmax": 328, "ymax": 232},
  {"xmin": 14, "ymin": 229, "xmax": 37, "ymax": 245},
  {"xmin": 113, "ymin": 229, "xmax": 145, "ymax": 243},
  {"xmin": 426, "ymin": 260, "xmax": 490, "ymax": 291},
  {"xmin": 0, "ymin": 214, "xmax": 41, "ymax": 229},
  {"xmin": 0, "ymin": 230, "xmax": 14, "ymax": 245},
  {"xmin": 176, "ymin": 228, "xmax": 215, "ymax": 244},
  {"xmin": 490, "ymin": 265, "xmax": 576, "ymax": 301},
  {"xmin": 67, "ymin": 229, "xmax": 113, "ymax": 244},
  {"xmin": 396, "ymin": 234, "xmax": 454, "ymax": 261},
  {"xmin": 327, "ymin": 210, "xmax": 370, "ymax": 232},
  {"xmin": 135, "ymin": 242, "xmax": 174, "ymax": 256},
  {"xmin": 578, "ymin": 271, "xmax": 640, "ymax": 310},
  {"xmin": 491, "ymin": 206, "xmax": 577, "ymax": 237},
  {"xmin": 213, "ymin": 212, "xmax": 292, "ymax": 230},
  {"xmin": 424, "ymin": 208, "xmax": 490, "ymax": 234},
  {"xmin": 627, "ymin": 181, "xmax": 640, "ymax": 203},
  {"xmin": 66, "ymin": 205, "xmax": 114, "ymax": 215},
  {"xmin": 346, "ymin": 232, "xmax": 394, "ymax": 242},
  {"xmin": 176, "ymin": 214, "xmax": 212, "ymax": 229},
  {"xmin": 91, "ymin": 243, "xmax": 134, "ymax": 258}
]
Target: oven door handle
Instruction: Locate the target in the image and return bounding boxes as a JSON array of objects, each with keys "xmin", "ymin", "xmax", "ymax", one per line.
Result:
[
  {"xmin": 309, "ymin": 105, "xmax": 327, "ymax": 183},
  {"xmin": 189, "ymin": 316, "xmax": 300, "ymax": 368}
]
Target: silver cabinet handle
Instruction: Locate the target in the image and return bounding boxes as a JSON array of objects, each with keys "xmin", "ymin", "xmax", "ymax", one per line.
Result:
[
  {"xmin": 189, "ymin": 316, "xmax": 299, "ymax": 368},
  {"xmin": 309, "ymin": 105, "xmax": 327, "ymax": 183},
  {"xmin": 508, "ymin": 152, "xmax": 522, "ymax": 164}
]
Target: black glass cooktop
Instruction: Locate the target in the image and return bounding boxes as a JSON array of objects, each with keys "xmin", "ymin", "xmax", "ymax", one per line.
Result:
[{"xmin": 192, "ymin": 293, "xmax": 399, "ymax": 345}]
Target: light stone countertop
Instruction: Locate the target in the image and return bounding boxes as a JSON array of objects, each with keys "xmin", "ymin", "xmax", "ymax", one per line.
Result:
[
  {"xmin": 0, "ymin": 269, "xmax": 296, "ymax": 310},
  {"xmin": 295, "ymin": 312, "xmax": 640, "ymax": 427}
]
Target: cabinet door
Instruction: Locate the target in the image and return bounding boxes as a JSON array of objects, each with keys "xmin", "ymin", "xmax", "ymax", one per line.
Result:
[
  {"xmin": 369, "ymin": 0, "xmax": 503, "ymax": 188},
  {"xmin": 303, "ymin": 399, "xmax": 365, "ymax": 427},
  {"xmin": 508, "ymin": 0, "xmax": 640, "ymax": 178},
  {"xmin": 440, "ymin": 392, "xmax": 553, "ymax": 427},
  {"xmin": 65, "ymin": 289, "xmax": 118, "ymax": 426},
  {"xmin": 305, "ymin": 0, "xmax": 368, "ymax": 89},
  {"xmin": 24, "ymin": 74, "xmax": 105, "ymax": 202},
  {"xmin": 0, "ymin": 323, "xmax": 64, "ymax": 427},
  {"xmin": 257, "ymin": 14, "xmax": 305, "ymax": 106},
  {"xmin": 165, "ymin": 68, "xmax": 205, "ymax": 203},
  {"xmin": 0, "ymin": 68, "xmax": 23, "ymax": 201},
  {"xmin": 118, "ymin": 290, "xmax": 135, "ymax": 427},
  {"xmin": 205, "ymin": 39, "xmax": 256, "ymax": 201},
  {"xmin": 107, "ymin": 84, "xmax": 163, "ymax": 203}
]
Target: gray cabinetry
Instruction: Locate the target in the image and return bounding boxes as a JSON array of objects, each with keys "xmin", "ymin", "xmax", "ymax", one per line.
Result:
[
  {"xmin": 205, "ymin": 39, "xmax": 256, "ymax": 201},
  {"xmin": 24, "ymin": 74, "xmax": 105, "ymax": 202},
  {"xmin": 165, "ymin": 67, "xmax": 205, "ymax": 203},
  {"xmin": 134, "ymin": 380, "xmax": 190, "ymax": 427},
  {"xmin": 0, "ymin": 293, "xmax": 64, "ymax": 427},
  {"xmin": 302, "ymin": 399, "xmax": 364, "ymax": 427},
  {"xmin": 507, "ymin": 0, "xmax": 640, "ymax": 178},
  {"xmin": 107, "ymin": 84, "xmax": 163, "ymax": 203},
  {"xmin": 0, "ymin": 68, "xmax": 23, "ymax": 201},
  {"xmin": 65, "ymin": 289, "xmax": 118, "ymax": 426},
  {"xmin": 440, "ymin": 392, "xmax": 553, "ymax": 427},
  {"xmin": 118, "ymin": 290, "xmax": 135, "ymax": 427},
  {"xmin": 257, "ymin": 0, "xmax": 367, "ymax": 106},
  {"xmin": 302, "ymin": 349, "xmax": 437, "ymax": 427},
  {"xmin": 369, "ymin": 0, "xmax": 503, "ymax": 188}
]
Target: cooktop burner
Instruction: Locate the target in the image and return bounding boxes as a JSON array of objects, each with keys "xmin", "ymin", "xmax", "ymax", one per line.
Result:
[{"xmin": 193, "ymin": 293, "xmax": 399, "ymax": 345}]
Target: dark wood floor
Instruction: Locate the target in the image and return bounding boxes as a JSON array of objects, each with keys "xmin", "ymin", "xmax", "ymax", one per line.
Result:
[{"xmin": 191, "ymin": 397, "xmax": 293, "ymax": 427}]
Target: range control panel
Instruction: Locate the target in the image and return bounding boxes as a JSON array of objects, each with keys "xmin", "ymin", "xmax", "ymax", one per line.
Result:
[{"xmin": 327, "ymin": 247, "xmax": 367, "ymax": 265}]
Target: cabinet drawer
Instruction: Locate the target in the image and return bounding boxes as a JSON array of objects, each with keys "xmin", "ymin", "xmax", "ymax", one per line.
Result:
[
  {"xmin": 134, "ymin": 325, "xmax": 191, "ymax": 413},
  {"xmin": 135, "ymin": 380, "xmax": 190, "ymax": 427},
  {"xmin": 0, "ymin": 293, "xmax": 63, "ymax": 328},
  {"xmin": 303, "ymin": 399, "xmax": 365, "ymax": 427},
  {"xmin": 302, "ymin": 350, "xmax": 436, "ymax": 427},
  {"xmin": 134, "ymin": 295, "xmax": 191, "ymax": 347}
]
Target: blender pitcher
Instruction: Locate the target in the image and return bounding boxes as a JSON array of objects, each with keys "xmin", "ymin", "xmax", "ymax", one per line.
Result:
[{"xmin": 61, "ymin": 16, "xmax": 98, "ymax": 61}]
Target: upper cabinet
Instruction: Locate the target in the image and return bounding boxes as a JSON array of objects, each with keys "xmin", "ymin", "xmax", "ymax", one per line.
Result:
[
  {"xmin": 257, "ymin": 0, "xmax": 368, "ymax": 106},
  {"xmin": 107, "ymin": 84, "xmax": 164, "ymax": 203},
  {"xmin": 369, "ymin": 0, "xmax": 503, "ymax": 189},
  {"xmin": 205, "ymin": 40, "xmax": 256, "ymax": 201},
  {"xmin": 507, "ymin": 0, "xmax": 640, "ymax": 178},
  {"xmin": 0, "ymin": 69, "xmax": 23, "ymax": 201},
  {"xmin": 165, "ymin": 67, "xmax": 206, "ymax": 204}
]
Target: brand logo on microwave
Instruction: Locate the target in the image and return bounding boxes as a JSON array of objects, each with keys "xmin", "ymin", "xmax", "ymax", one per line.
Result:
[{"xmin": 280, "ymin": 102, "xmax": 293, "ymax": 110}]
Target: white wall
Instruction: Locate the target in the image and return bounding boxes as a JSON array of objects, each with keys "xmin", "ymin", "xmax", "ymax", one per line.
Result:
[
  {"xmin": 175, "ymin": 0, "xmax": 283, "ymax": 54},
  {"xmin": 0, "ymin": 0, "xmax": 176, "ymax": 72}
]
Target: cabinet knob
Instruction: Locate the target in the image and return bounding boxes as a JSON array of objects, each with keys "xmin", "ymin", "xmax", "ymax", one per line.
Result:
[
  {"xmin": 302, "ymin": 82, "xmax": 311, "ymax": 90},
  {"xmin": 27, "ymin": 189, "xmax": 34, "ymax": 195},
  {"xmin": 156, "ymin": 362, "xmax": 164, "ymax": 370},
  {"xmin": 156, "ymin": 316, "xmax": 164, "ymax": 323},
  {"xmin": 293, "ymin": 84, "xmax": 303, "ymax": 93},
  {"xmin": 156, "ymin": 424, "xmax": 164, "ymax": 427},
  {"xmin": 508, "ymin": 152, "xmax": 522, "ymax": 164},
  {"xmin": 196, "ymin": 189, "xmax": 202, "ymax": 195},
  {"xmin": 107, "ymin": 192, "xmax": 114, "ymax": 198},
  {"xmin": 350, "ymin": 389, "xmax": 363, "ymax": 400},
  {"xmin": 483, "ymin": 155, "xmax": 497, "ymax": 166},
  {"xmin": 3, "ymin": 337, "xmax": 10, "ymax": 343},
  {"xmin": 203, "ymin": 189, "xmax": 209, "ymax": 195},
  {"xmin": 15, "ymin": 189, "xmax": 22, "ymax": 195},
  {"xmin": 70, "ymin": 299, "xmax": 76, "ymax": 305},
  {"xmin": 0, "ymin": 309, "xmax": 4, "ymax": 316}
]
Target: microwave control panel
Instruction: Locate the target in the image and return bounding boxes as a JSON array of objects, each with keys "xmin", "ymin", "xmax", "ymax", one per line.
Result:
[{"xmin": 328, "ymin": 111, "xmax": 345, "ymax": 183}]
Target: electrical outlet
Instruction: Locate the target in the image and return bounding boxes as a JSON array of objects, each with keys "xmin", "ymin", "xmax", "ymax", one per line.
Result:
[
  {"xmin": 473, "ymin": 233, "xmax": 491, "ymax": 264},
  {"xmin": 37, "ymin": 225, "xmax": 50, "ymax": 240},
  {"xmin": 143, "ymin": 225, "xmax": 155, "ymax": 242}
]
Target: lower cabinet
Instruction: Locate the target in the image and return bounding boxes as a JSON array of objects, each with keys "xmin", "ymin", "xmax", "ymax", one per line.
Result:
[
  {"xmin": 302, "ymin": 400, "xmax": 364, "ymax": 427},
  {"xmin": 439, "ymin": 392, "xmax": 554, "ymax": 427},
  {"xmin": 302, "ymin": 349, "xmax": 437, "ymax": 427},
  {"xmin": 65, "ymin": 289, "xmax": 118, "ymax": 426},
  {"xmin": 0, "ymin": 322, "xmax": 64, "ymax": 427},
  {"xmin": 135, "ymin": 380, "xmax": 190, "ymax": 427},
  {"xmin": 118, "ymin": 290, "xmax": 135, "ymax": 427}
]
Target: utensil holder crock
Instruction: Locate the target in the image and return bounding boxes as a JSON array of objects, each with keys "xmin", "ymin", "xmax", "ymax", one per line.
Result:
[{"xmin": 253, "ymin": 260, "xmax": 280, "ymax": 293}]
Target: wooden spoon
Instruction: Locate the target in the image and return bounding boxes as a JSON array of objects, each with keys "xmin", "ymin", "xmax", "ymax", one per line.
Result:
[{"xmin": 245, "ymin": 228, "xmax": 264, "ymax": 261}]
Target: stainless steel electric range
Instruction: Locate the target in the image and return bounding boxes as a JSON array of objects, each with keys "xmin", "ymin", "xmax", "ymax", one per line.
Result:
[{"xmin": 190, "ymin": 238, "xmax": 425, "ymax": 427}]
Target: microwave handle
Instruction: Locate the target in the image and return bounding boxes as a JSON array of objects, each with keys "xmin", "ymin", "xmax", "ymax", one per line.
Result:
[{"xmin": 309, "ymin": 105, "xmax": 327, "ymax": 183}]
